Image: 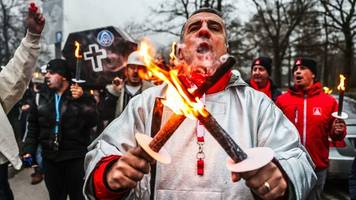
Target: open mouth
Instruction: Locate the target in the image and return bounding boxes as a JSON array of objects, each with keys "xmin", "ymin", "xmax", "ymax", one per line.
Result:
[
  {"xmin": 296, "ymin": 76, "xmax": 303, "ymax": 81},
  {"xmin": 196, "ymin": 42, "xmax": 211, "ymax": 54}
]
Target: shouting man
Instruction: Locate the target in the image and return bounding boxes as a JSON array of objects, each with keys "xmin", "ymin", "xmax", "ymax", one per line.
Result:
[{"xmin": 84, "ymin": 8, "xmax": 316, "ymax": 200}]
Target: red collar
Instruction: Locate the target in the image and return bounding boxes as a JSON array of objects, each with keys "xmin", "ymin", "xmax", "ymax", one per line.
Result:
[
  {"xmin": 179, "ymin": 70, "xmax": 232, "ymax": 95},
  {"xmin": 249, "ymin": 79, "xmax": 272, "ymax": 98}
]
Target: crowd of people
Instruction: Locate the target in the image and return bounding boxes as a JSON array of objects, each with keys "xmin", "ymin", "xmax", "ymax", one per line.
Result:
[{"xmin": 0, "ymin": 3, "xmax": 352, "ymax": 200}]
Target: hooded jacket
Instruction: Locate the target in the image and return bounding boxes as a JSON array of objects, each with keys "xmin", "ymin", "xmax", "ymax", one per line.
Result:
[
  {"xmin": 0, "ymin": 32, "xmax": 41, "ymax": 169},
  {"xmin": 84, "ymin": 72, "xmax": 316, "ymax": 200},
  {"xmin": 276, "ymin": 82, "xmax": 346, "ymax": 170}
]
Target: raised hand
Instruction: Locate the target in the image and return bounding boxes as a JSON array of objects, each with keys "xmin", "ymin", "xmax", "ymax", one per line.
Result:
[
  {"xmin": 27, "ymin": 2, "xmax": 45, "ymax": 34},
  {"xmin": 70, "ymin": 83, "xmax": 83, "ymax": 99}
]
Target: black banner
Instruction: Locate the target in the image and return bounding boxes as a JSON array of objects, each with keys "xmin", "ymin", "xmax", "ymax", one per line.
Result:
[{"xmin": 62, "ymin": 26, "xmax": 137, "ymax": 88}]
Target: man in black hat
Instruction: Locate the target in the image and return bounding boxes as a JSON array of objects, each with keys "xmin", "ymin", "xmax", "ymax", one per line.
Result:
[
  {"xmin": 23, "ymin": 59, "xmax": 98, "ymax": 200},
  {"xmin": 276, "ymin": 57, "xmax": 347, "ymax": 200},
  {"xmin": 248, "ymin": 56, "xmax": 281, "ymax": 102}
]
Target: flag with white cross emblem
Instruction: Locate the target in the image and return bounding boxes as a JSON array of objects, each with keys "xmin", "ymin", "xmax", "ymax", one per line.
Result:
[{"xmin": 62, "ymin": 26, "xmax": 137, "ymax": 88}]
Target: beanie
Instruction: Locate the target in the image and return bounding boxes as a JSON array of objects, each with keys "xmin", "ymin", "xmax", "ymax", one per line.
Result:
[
  {"xmin": 46, "ymin": 59, "xmax": 71, "ymax": 80},
  {"xmin": 293, "ymin": 58, "xmax": 317, "ymax": 76},
  {"xmin": 251, "ymin": 56, "xmax": 272, "ymax": 75}
]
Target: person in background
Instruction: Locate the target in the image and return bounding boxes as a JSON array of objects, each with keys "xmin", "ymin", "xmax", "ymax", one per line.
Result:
[
  {"xmin": 23, "ymin": 59, "xmax": 97, "ymax": 200},
  {"xmin": 248, "ymin": 56, "xmax": 281, "ymax": 102},
  {"xmin": 0, "ymin": 3, "xmax": 44, "ymax": 200},
  {"xmin": 276, "ymin": 57, "xmax": 347, "ymax": 200},
  {"xmin": 20, "ymin": 72, "xmax": 47, "ymax": 185},
  {"xmin": 98, "ymin": 51, "xmax": 153, "ymax": 124}
]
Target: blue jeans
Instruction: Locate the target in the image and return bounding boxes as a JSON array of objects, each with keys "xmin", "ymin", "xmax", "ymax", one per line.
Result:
[
  {"xmin": 35, "ymin": 145, "xmax": 44, "ymax": 173},
  {"xmin": 349, "ymin": 157, "xmax": 356, "ymax": 200},
  {"xmin": 0, "ymin": 163, "xmax": 14, "ymax": 200}
]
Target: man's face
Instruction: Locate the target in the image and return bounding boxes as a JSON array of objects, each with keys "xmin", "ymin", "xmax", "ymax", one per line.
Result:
[
  {"xmin": 179, "ymin": 12, "xmax": 227, "ymax": 76},
  {"xmin": 44, "ymin": 70, "xmax": 65, "ymax": 90},
  {"xmin": 251, "ymin": 65, "xmax": 269, "ymax": 85},
  {"xmin": 126, "ymin": 64, "xmax": 144, "ymax": 86},
  {"xmin": 293, "ymin": 66, "xmax": 315, "ymax": 89}
]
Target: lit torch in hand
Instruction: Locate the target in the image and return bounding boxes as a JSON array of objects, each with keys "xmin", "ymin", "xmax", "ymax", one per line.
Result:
[
  {"xmin": 332, "ymin": 74, "xmax": 348, "ymax": 119},
  {"xmin": 135, "ymin": 41, "xmax": 274, "ymax": 173},
  {"xmin": 323, "ymin": 87, "xmax": 332, "ymax": 94},
  {"xmin": 72, "ymin": 41, "xmax": 86, "ymax": 83}
]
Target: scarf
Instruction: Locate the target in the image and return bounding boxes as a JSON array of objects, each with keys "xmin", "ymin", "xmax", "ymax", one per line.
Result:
[{"xmin": 249, "ymin": 79, "xmax": 272, "ymax": 99}]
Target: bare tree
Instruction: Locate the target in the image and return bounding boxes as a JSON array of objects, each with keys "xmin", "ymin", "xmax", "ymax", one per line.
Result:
[
  {"xmin": 293, "ymin": 9, "xmax": 325, "ymax": 82},
  {"xmin": 0, "ymin": 0, "xmax": 26, "ymax": 65},
  {"xmin": 138, "ymin": 0, "xmax": 234, "ymax": 37},
  {"xmin": 248, "ymin": 0, "xmax": 316, "ymax": 87},
  {"xmin": 320, "ymin": 0, "xmax": 356, "ymax": 87}
]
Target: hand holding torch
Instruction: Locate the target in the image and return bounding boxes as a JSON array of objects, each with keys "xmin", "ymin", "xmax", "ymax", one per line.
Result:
[{"xmin": 135, "ymin": 53, "xmax": 274, "ymax": 173}]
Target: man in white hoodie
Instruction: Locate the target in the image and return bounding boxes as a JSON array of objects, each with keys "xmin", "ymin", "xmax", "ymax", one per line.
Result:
[
  {"xmin": 0, "ymin": 3, "xmax": 44, "ymax": 199},
  {"xmin": 84, "ymin": 8, "xmax": 316, "ymax": 200}
]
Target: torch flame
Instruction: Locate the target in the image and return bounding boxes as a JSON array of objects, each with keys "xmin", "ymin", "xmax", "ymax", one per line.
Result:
[
  {"xmin": 138, "ymin": 40, "xmax": 208, "ymax": 119},
  {"xmin": 337, "ymin": 74, "xmax": 346, "ymax": 91},
  {"xmin": 323, "ymin": 87, "xmax": 332, "ymax": 94},
  {"xmin": 33, "ymin": 72, "xmax": 40, "ymax": 79},
  {"xmin": 74, "ymin": 41, "xmax": 82, "ymax": 59},
  {"xmin": 169, "ymin": 42, "xmax": 177, "ymax": 64}
]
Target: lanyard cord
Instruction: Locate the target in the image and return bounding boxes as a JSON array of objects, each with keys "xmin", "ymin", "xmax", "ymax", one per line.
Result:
[
  {"xmin": 54, "ymin": 94, "xmax": 62, "ymax": 135},
  {"xmin": 196, "ymin": 94, "xmax": 206, "ymax": 176}
]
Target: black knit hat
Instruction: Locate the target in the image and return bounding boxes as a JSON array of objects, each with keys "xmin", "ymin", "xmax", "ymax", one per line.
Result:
[
  {"xmin": 293, "ymin": 58, "xmax": 317, "ymax": 76},
  {"xmin": 46, "ymin": 59, "xmax": 71, "ymax": 80},
  {"xmin": 251, "ymin": 56, "xmax": 272, "ymax": 75}
]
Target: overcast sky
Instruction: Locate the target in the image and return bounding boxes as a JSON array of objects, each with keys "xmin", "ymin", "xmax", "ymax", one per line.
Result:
[{"xmin": 41, "ymin": 0, "xmax": 254, "ymax": 47}]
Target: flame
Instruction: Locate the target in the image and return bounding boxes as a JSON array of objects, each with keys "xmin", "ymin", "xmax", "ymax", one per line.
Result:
[
  {"xmin": 323, "ymin": 87, "xmax": 332, "ymax": 94},
  {"xmin": 33, "ymin": 72, "xmax": 40, "ymax": 79},
  {"xmin": 169, "ymin": 42, "xmax": 177, "ymax": 64},
  {"xmin": 138, "ymin": 40, "xmax": 208, "ymax": 119},
  {"xmin": 337, "ymin": 74, "xmax": 346, "ymax": 91},
  {"xmin": 90, "ymin": 90, "xmax": 94, "ymax": 95},
  {"xmin": 74, "ymin": 41, "xmax": 82, "ymax": 59}
]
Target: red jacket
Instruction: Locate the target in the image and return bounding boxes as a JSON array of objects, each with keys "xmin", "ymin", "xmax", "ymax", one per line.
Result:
[{"xmin": 276, "ymin": 82, "xmax": 346, "ymax": 170}]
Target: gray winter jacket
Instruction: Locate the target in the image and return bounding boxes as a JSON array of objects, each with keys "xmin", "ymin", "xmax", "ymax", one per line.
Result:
[{"xmin": 84, "ymin": 72, "xmax": 316, "ymax": 200}]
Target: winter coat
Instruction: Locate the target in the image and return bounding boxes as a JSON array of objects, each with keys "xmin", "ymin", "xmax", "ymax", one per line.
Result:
[
  {"xmin": 99, "ymin": 80, "xmax": 154, "ymax": 122},
  {"xmin": 24, "ymin": 88, "xmax": 98, "ymax": 162},
  {"xmin": 276, "ymin": 82, "xmax": 346, "ymax": 170}
]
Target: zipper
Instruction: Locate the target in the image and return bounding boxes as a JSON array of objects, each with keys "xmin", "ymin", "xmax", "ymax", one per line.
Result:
[
  {"xmin": 303, "ymin": 93, "xmax": 307, "ymax": 146},
  {"xmin": 294, "ymin": 107, "xmax": 298, "ymax": 124}
]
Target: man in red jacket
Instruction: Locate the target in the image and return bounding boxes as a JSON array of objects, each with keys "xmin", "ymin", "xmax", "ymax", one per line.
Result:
[{"xmin": 276, "ymin": 58, "xmax": 346, "ymax": 200}]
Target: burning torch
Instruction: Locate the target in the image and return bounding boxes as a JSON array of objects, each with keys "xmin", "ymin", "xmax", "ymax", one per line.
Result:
[
  {"xmin": 332, "ymin": 74, "xmax": 348, "ymax": 119},
  {"xmin": 72, "ymin": 41, "xmax": 86, "ymax": 83},
  {"xmin": 135, "ymin": 42, "xmax": 274, "ymax": 173}
]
